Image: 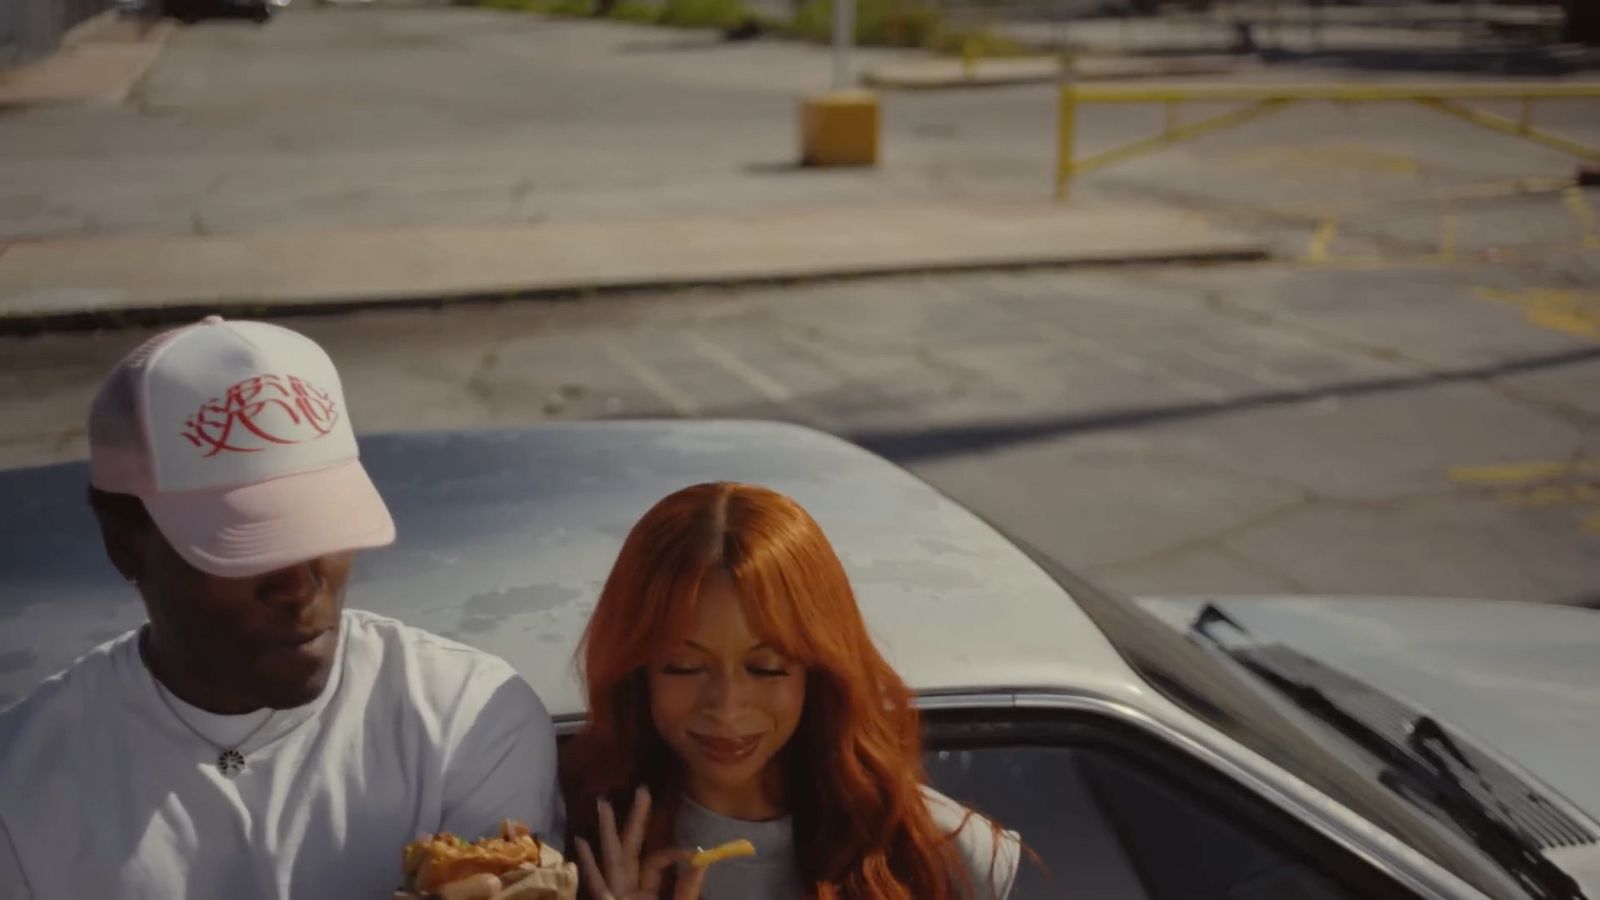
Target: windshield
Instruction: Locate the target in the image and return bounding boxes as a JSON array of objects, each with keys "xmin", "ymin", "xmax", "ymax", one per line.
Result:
[{"xmin": 1014, "ymin": 542, "xmax": 1537, "ymax": 900}]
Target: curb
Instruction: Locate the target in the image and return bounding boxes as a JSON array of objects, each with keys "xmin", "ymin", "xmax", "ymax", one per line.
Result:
[
  {"xmin": 861, "ymin": 65, "xmax": 1063, "ymax": 91},
  {"xmin": 862, "ymin": 54, "xmax": 1255, "ymax": 91},
  {"xmin": 0, "ymin": 245, "xmax": 1268, "ymax": 336}
]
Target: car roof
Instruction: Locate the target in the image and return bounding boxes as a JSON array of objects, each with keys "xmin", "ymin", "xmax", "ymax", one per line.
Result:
[{"xmin": 0, "ymin": 420, "xmax": 1136, "ymax": 716}]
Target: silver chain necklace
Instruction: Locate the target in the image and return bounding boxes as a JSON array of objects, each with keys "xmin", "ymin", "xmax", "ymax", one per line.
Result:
[{"xmin": 142, "ymin": 630, "xmax": 275, "ymax": 778}]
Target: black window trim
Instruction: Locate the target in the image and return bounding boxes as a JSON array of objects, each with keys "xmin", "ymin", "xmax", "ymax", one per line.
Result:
[
  {"xmin": 930, "ymin": 690, "xmax": 1487, "ymax": 900},
  {"xmin": 924, "ymin": 704, "xmax": 1435, "ymax": 900}
]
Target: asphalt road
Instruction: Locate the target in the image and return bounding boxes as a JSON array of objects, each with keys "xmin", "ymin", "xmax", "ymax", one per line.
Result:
[{"xmin": 6, "ymin": 259, "xmax": 1598, "ymax": 606}]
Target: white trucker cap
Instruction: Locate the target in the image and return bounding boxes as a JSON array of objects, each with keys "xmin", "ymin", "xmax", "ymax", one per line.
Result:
[{"xmin": 87, "ymin": 316, "xmax": 395, "ymax": 577}]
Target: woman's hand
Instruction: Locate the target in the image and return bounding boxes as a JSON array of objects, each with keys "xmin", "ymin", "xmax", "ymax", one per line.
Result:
[{"xmin": 575, "ymin": 786, "xmax": 708, "ymax": 900}]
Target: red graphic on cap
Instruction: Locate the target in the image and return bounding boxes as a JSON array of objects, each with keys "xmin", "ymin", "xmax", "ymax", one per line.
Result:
[{"xmin": 181, "ymin": 374, "xmax": 340, "ymax": 456}]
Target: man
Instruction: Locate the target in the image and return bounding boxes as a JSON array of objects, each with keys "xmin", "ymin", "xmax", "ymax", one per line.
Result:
[{"xmin": 0, "ymin": 316, "xmax": 562, "ymax": 899}]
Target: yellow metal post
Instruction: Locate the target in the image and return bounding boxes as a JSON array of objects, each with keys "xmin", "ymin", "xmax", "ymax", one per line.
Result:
[{"xmin": 1057, "ymin": 86, "xmax": 1079, "ymax": 199}]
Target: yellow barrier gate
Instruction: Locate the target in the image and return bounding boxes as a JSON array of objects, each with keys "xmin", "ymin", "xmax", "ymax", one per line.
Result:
[{"xmin": 1056, "ymin": 82, "xmax": 1600, "ymax": 199}]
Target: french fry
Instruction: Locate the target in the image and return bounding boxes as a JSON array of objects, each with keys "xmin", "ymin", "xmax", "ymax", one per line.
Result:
[{"xmin": 689, "ymin": 839, "xmax": 756, "ymax": 868}]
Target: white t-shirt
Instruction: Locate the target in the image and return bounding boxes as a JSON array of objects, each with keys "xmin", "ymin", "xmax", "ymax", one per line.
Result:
[
  {"xmin": 674, "ymin": 787, "xmax": 1021, "ymax": 900},
  {"xmin": 0, "ymin": 609, "xmax": 563, "ymax": 900}
]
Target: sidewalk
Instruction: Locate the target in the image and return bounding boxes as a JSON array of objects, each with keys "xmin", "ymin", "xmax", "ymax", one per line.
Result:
[
  {"xmin": 0, "ymin": 204, "xmax": 1266, "ymax": 330},
  {"xmin": 0, "ymin": 13, "xmax": 174, "ymax": 107},
  {"xmin": 863, "ymin": 53, "xmax": 1256, "ymax": 90}
]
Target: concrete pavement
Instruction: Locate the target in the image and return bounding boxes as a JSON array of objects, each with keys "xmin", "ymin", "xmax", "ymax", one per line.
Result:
[
  {"xmin": 5, "ymin": 262, "xmax": 1596, "ymax": 606},
  {"xmin": 2, "ymin": 8, "xmax": 1595, "ymax": 261},
  {"xmin": 0, "ymin": 203, "xmax": 1265, "ymax": 328},
  {"xmin": 0, "ymin": 5, "xmax": 1594, "ymax": 609}
]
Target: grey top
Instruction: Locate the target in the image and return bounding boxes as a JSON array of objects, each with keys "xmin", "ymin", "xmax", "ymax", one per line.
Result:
[{"xmin": 674, "ymin": 787, "xmax": 1020, "ymax": 900}]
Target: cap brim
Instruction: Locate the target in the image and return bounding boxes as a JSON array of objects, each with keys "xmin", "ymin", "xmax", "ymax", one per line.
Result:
[{"xmin": 142, "ymin": 458, "xmax": 396, "ymax": 578}]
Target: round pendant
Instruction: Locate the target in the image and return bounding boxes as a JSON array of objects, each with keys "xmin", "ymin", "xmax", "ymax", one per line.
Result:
[{"xmin": 218, "ymin": 749, "xmax": 246, "ymax": 778}]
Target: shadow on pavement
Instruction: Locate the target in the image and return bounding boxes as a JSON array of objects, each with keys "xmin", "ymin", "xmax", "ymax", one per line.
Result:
[
  {"xmin": 741, "ymin": 161, "xmax": 810, "ymax": 175},
  {"xmin": 618, "ymin": 35, "xmax": 732, "ymax": 52},
  {"xmin": 1261, "ymin": 45, "xmax": 1600, "ymax": 75},
  {"xmin": 617, "ymin": 24, "xmax": 765, "ymax": 53},
  {"xmin": 842, "ymin": 343, "xmax": 1600, "ymax": 465}
]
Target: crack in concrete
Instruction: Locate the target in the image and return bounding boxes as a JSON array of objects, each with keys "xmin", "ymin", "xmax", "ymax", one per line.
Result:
[
  {"xmin": 463, "ymin": 344, "xmax": 505, "ymax": 417},
  {"xmin": 1086, "ymin": 494, "xmax": 1320, "ymax": 574}
]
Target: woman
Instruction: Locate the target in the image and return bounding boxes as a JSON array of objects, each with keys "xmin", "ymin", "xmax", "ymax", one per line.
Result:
[{"xmin": 563, "ymin": 482, "xmax": 1020, "ymax": 900}]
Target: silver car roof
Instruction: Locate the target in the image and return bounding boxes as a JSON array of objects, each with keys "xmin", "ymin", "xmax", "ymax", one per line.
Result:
[{"xmin": 0, "ymin": 420, "xmax": 1137, "ymax": 715}]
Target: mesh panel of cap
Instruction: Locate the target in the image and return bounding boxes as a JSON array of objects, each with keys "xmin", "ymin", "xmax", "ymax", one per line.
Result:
[{"xmin": 87, "ymin": 328, "xmax": 191, "ymax": 494}]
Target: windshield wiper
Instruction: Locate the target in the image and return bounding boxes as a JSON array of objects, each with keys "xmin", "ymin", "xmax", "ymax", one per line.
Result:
[{"xmin": 1190, "ymin": 603, "xmax": 1589, "ymax": 900}]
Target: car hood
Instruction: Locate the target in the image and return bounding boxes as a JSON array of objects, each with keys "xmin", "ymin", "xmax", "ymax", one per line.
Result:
[{"xmin": 1136, "ymin": 595, "xmax": 1600, "ymax": 832}]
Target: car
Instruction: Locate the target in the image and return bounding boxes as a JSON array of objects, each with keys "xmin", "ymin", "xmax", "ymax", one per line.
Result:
[
  {"xmin": 139, "ymin": 0, "xmax": 287, "ymax": 24},
  {"xmin": 3, "ymin": 419, "xmax": 1598, "ymax": 900}
]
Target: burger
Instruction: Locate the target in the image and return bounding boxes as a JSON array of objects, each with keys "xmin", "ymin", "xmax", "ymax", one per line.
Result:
[{"xmin": 395, "ymin": 820, "xmax": 580, "ymax": 900}]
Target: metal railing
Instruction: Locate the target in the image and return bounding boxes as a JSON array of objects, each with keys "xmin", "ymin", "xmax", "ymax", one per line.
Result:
[{"xmin": 1056, "ymin": 81, "xmax": 1600, "ymax": 198}]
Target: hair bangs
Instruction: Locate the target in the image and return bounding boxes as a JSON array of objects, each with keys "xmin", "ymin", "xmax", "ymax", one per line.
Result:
[
  {"xmin": 728, "ymin": 562, "xmax": 822, "ymax": 669},
  {"xmin": 624, "ymin": 546, "xmax": 717, "ymax": 668}
]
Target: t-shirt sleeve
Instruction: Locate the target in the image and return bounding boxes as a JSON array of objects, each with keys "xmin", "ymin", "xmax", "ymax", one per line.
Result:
[
  {"xmin": 0, "ymin": 814, "xmax": 34, "ymax": 900},
  {"xmin": 438, "ymin": 664, "xmax": 566, "ymax": 841},
  {"xmin": 923, "ymin": 787, "xmax": 1021, "ymax": 900}
]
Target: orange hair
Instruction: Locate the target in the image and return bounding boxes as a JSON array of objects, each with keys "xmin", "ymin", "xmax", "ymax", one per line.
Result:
[{"xmin": 563, "ymin": 482, "xmax": 967, "ymax": 900}]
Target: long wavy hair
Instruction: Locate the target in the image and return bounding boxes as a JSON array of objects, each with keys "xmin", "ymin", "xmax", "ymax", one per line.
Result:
[{"xmin": 562, "ymin": 482, "xmax": 968, "ymax": 900}]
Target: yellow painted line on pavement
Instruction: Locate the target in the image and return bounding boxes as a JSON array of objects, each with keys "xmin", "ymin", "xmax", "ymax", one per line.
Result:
[
  {"xmin": 1449, "ymin": 458, "xmax": 1600, "ymax": 537},
  {"xmin": 1490, "ymin": 483, "xmax": 1600, "ymax": 508},
  {"xmin": 1447, "ymin": 458, "xmax": 1600, "ymax": 485},
  {"xmin": 1304, "ymin": 217, "xmax": 1339, "ymax": 263},
  {"xmin": 1281, "ymin": 176, "xmax": 1569, "ymax": 220},
  {"xmin": 1563, "ymin": 186, "xmax": 1598, "ymax": 247},
  {"xmin": 1564, "ymin": 186, "xmax": 1596, "ymax": 231},
  {"xmin": 1438, "ymin": 213, "xmax": 1458, "ymax": 261},
  {"xmin": 1474, "ymin": 287, "xmax": 1600, "ymax": 342}
]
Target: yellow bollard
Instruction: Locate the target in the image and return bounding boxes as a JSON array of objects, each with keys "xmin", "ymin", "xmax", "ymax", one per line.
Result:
[{"xmin": 801, "ymin": 89, "xmax": 881, "ymax": 167}]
